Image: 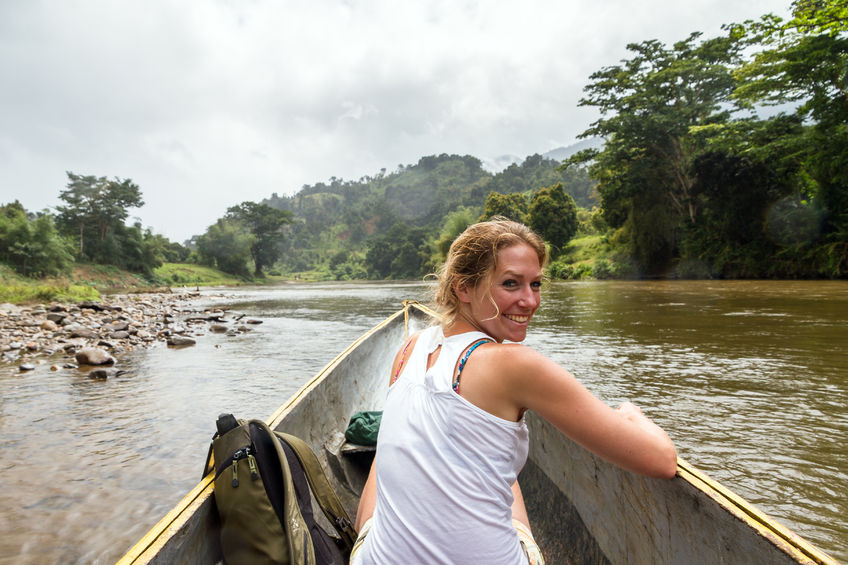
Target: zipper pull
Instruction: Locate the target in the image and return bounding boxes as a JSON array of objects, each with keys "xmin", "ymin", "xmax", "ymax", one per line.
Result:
[
  {"xmin": 231, "ymin": 458, "xmax": 239, "ymax": 488},
  {"xmin": 248, "ymin": 454, "xmax": 259, "ymax": 481}
]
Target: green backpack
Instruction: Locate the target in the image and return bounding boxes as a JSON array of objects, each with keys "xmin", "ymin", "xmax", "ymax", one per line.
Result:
[{"xmin": 203, "ymin": 414, "xmax": 357, "ymax": 565}]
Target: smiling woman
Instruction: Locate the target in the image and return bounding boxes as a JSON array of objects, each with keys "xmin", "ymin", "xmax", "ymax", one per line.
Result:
[
  {"xmin": 456, "ymin": 243, "xmax": 544, "ymax": 343},
  {"xmin": 351, "ymin": 218, "xmax": 677, "ymax": 565}
]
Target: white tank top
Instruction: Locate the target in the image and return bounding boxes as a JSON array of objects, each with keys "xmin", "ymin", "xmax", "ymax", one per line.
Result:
[{"xmin": 355, "ymin": 325, "xmax": 530, "ymax": 564}]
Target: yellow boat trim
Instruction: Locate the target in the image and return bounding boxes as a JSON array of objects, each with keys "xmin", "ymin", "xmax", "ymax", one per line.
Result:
[
  {"xmin": 115, "ymin": 474, "xmax": 214, "ymax": 565},
  {"xmin": 677, "ymin": 457, "xmax": 838, "ymax": 565}
]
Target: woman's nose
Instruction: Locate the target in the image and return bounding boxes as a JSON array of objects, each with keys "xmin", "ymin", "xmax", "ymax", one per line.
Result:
[{"xmin": 519, "ymin": 284, "xmax": 539, "ymax": 306}]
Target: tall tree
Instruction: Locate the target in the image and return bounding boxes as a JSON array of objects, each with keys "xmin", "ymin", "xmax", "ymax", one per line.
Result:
[
  {"xmin": 732, "ymin": 0, "xmax": 848, "ymax": 263},
  {"xmin": 196, "ymin": 218, "xmax": 254, "ymax": 277},
  {"xmin": 226, "ymin": 202, "xmax": 293, "ymax": 276},
  {"xmin": 571, "ymin": 32, "xmax": 740, "ymax": 274},
  {"xmin": 55, "ymin": 172, "xmax": 144, "ymax": 261}
]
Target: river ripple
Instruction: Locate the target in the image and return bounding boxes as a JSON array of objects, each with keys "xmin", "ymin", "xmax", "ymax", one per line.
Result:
[{"xmin": 0, "ymin": 280, "xmax": 845, "ymax": 563}]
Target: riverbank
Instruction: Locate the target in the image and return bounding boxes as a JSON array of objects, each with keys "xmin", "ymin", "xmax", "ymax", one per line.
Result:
[{"xmin": 0, "ymin": 289, "xmax": 263, "ymax": 376}]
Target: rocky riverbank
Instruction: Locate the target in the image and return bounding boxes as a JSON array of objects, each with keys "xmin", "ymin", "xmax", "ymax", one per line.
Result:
[{"xmin": 0, "ymin": 290, "xmax": 262, "ymax": 377}]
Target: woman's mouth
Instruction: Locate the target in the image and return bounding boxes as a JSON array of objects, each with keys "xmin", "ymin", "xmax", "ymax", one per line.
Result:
[{"xmin": 504, "ymin": 313, "xmax": 530, "ymax": 324}]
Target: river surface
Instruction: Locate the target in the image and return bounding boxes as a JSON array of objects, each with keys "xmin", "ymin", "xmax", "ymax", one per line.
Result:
[{"xmin": 1, "ymin": 280, "xmax": 846, "ymax": 563}]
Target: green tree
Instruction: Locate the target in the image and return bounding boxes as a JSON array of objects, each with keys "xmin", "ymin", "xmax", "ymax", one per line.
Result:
[
  {"xmin": 365, "ymin": 223, "xmax": 428, "ymax": 279},
  {"xmin": 115, "ymin": 224, "xmax": 168, "ymax": 277},
  {"xmin": 196, "ymin": 219, "xmax": 254, "ymax": 277},
  {"xmin": 226, "ymin": 202, "xmax": 294, "ymax": 276},
  {"xmin": 731, "ymin": 0, "xmax": 848, "ymax": 272},
  {"xmin": 479, "ymin": 192, "xmax": 529, "ymax": 223},
  {"xmin": 571, "ymin": 32, "xmax": 740, "ymax": 275},
  {"xmin": 435, "ymin": 206, "xmax": 478, "ymax": 259},
  {"xmin": 0, "ymin": 202, "xmax": 74, "ymax": 277},
  {"xmin": 529, "ymin": 183, "xmax": 578, "ymax": 255},
  {"xmin": 55, "ymin": 172, "xmax": 144, "ymax": 262}
]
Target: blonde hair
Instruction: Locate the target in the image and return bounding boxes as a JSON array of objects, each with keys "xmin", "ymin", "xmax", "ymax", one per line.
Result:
[{"xmin": 432, "ymin": 217, "xmax": 547, "ymax": 328}]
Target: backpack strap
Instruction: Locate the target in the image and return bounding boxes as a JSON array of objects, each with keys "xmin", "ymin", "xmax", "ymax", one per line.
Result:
[
  {"xmin": 277, "ymin": 431, "xmax": 358, "ymax": 551},
  {"xmin": 251, "ymin": 421, "xmax": 317, "ymax": 565}
]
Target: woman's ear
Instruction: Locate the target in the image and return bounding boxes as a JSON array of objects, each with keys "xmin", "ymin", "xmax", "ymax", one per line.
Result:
[{"xmin": 454, "ymin": 281, "xmax": 472, "ymax": 303}]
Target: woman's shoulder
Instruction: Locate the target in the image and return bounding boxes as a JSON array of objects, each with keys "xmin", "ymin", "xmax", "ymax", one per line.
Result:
[{"xmin": 471, "ymin": 341, "xmax": 553, "ymax": 376}]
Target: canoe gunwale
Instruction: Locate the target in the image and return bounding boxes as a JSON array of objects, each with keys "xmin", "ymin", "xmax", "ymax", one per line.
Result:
[{"xmin": 676, "ymin": 458, "xmax": 838, "ymax": 565}]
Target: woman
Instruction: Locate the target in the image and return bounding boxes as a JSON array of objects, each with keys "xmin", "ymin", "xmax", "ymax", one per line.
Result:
[{"xmin": 351, "ymin": 218, "xmax": 677, "ymax": 564}]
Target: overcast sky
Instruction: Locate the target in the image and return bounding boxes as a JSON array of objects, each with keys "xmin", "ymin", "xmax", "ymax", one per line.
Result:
[{"xmin": 1, "ymin": 0, "xmax": 790, "ymax": 243}]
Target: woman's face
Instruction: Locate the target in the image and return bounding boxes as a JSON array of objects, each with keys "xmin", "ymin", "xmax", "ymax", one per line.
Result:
[{"xmin": 457, "ymin": 243, "xmax": 543, "ymax": 343}]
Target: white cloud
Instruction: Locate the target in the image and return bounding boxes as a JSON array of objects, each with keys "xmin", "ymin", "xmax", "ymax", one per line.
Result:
[{"xmin": 0, "ymin": 0, "xmax": 791, "ymax": 241}]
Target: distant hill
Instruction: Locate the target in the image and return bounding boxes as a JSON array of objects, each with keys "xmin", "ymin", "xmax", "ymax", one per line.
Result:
[
  {"xmin": 483, "ymin": 138, "xmax": 603, "ymax": 173},
  {"xmin": 542, "ymin": 137, "xmax": 604, "ymax": 162},
  {"xmin": 262, "ymin": 151, "xmax": 597, "ymax": 273}
]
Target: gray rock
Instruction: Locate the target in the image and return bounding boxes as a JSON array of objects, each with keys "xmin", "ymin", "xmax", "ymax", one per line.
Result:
[
  {"xmin": 88, "ymin": 368, "xmax": 127, "ymax": 379},
  {"xmin": 246, "ymin": 319, "xmax": 263, "ymax": 324},
  {"xmin": 46, "ymin": 312, "xmax": 67, "ymax": 323},
  {"xmin": 19, "ymin": 363, "xmax": 36, "ymax": 372},
  {"xmin": 74, "ymin": 347, "xmax": 116, "ymax": 366},
  {"xmin": 209, "ymin": 324, "xmax": 228, "ymax": 333},
  {"xmin": 167, "ymin": 335, "xmax": 196, "ymax": 347},
  {"xmin": 70, "ymin": 328, "xmax": 98, "ymax": 339},
  {"xmin": 104, "ymin": 321, "xmax": 130, "ymax": 332}
]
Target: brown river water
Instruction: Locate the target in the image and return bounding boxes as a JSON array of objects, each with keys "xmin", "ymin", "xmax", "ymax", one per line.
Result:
[{"xmin": 0, "ymin": 280, "xmax": 846, "ymax": 563}]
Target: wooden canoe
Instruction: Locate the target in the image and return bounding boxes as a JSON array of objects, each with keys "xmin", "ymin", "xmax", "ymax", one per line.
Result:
[{"xmin": 117, "ymin": 302, "xmax": 838, "ymax": 565}]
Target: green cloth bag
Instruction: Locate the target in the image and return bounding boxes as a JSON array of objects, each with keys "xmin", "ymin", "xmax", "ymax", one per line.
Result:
[{"xmin": 344, "ymin": 411, "xmax": 382, "ymax": 446}]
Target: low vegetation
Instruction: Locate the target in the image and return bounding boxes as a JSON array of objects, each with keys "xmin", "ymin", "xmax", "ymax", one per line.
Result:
[{"xmin": 153, "ymin": 263, "xmax": 249, "ymax": 286}]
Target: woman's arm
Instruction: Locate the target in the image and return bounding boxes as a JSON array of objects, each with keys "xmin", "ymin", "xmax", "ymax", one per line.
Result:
[
  {"xmin": 502, "ymin": 346, "xmax": 678, "ymax": 479},
  {"xmin": 355, "ymin": 461, "xmax": 378, "ymax": 530}
]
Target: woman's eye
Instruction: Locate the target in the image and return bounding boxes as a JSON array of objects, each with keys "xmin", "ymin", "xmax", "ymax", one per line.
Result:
[
  {"xmin": 531, "ymin": 281, "xmax": 542, "ymax": 290},
  {"xmin": 502, "ymin": 279, "xmax": 518, "ymax": 288}
]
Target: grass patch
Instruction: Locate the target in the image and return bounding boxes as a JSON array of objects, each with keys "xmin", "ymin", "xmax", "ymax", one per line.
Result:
[
  {"xmin": 68, "ymin": 264, "xmax": 152, "ymax": 288},
  {"xmin": 549, "ymin": 235, "xmax": 607, "ymax": 279},
  {"xmin": 549, "ymin": 233, "xmax": 636, "ymax": 280},
  {"xmin": 0, "ymin": 262, "xmax": 153, "ymax": 304},
  {"xmin": 0, "ymin": 284, "xmax": 100, "ymax": 304},
  {"xmin": 154, "ymin": 263, "xmax": 248, "ymax": 286}
]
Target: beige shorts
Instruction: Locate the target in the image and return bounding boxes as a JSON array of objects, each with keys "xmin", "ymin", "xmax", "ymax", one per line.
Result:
[{"xmin": 350, "ymin": 517, "xmax": 545, "ymax": 564}]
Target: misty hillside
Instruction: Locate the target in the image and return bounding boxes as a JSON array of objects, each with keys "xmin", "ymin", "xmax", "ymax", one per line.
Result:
[{"xmin": 262, "ymin": 149, "xmax": 597, "ymax": 273}]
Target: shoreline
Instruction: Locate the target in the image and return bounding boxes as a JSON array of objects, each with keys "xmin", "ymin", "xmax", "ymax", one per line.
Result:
[{"xmin": 0, "ymin": 289, "xmax": 262, "ymax": 376}]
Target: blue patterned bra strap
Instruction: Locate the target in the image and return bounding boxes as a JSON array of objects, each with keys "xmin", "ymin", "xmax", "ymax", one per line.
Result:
[{"xmin": 452, "ymin": 338, "xmax": 493, "ymax": 393}]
